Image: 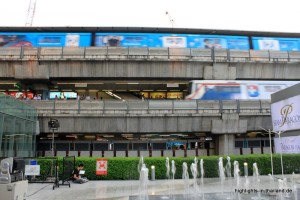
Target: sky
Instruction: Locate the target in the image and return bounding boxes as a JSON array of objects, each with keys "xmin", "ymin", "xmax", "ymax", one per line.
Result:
[{"xmin": 0, "ymin": 0, "xmax": 299, "ymax": 33}]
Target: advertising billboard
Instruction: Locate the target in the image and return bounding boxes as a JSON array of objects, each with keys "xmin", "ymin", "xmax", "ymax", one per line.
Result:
[
  {"xmin": 95, "ymin": 33, "xmax": 250, "ymax": 49},
  {"xmin": 5, "ymin": 92, "xmax": 34, "ymax": 99},
  {"xmin": 0, "ymin": 32, "xmax": 92, "ymax": 47},
  {"xmin": 49, "ymin": 92, "xmax": 77, "ymax": 100},
  {"xmin": 252, "ymin": 37, "xmax": 300, "ymax": 51},
  {"xmin": 271, "ymin": 95, "xmax": 300, "ymax": 132}
]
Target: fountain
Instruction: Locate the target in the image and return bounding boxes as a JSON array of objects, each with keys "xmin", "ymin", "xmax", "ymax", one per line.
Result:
[
  {"xmin": 225, "ymin": 156, "xmax": 232, "ymax": 178},
  {"xmin": 233, "ymin": 161, "xmax": 241, "ymax": 200},
  {"xmin": 138, "ymin": 156, "xmax": 144, "ymax": 173},
  {"xmin": 166, "ymin": 157, "xmax": 170, "ymax": 179},
  {"xmin": 138, "ymin": 163, "xmax": 149, "ymax": 200},
  {"xmin": 218, "ymin": 157, "xmax": 225, "ymax": 195},
  {"xmin": 243, "ymin": 162, "xmax": 250, "ymax": 195},
  {"xmin": 193, "ymin": 157, "xmax": 198, "ymax": 177},
  {"xmin": 233, "ymin": 161, "xmax": 240, "ymax": 187},
  {"xmin": 190, "ymin": 162, "xmax": 199, "ymax": 194},
  {"xmin": 171, "ymin": 160, "xmax": 176, "ymax": 199},
  {"xmin": 182, "ymin": 162, "xmax": 189, "ymax": 198},
  {"xmin": 171, "ymin": 160, "xmax": 176, "ymax": 180},
  {"xmin": 199, "ymin": 159, "xmax": 204, "ymax": 200},
  {"xmin": 267, "ymin": 174, "xmax": 277, "ymax": 196},
  {"xmin": 278, "ymin": 178, "xmax": 285, "ymax": 200},
  {"xmin": 189, "ymin": 157, "xmax": 201, "ymax": 199},
  {"xmin": 129, "ymin": 157, "xmax": 299, "ymax": 200},
  {"xmin": 252, "ymin": 163, "xmax": 261, "ymax": 199},
  {"xmin": 291, "ymin": 172, "xmax": 298, "ymax": 200},
  {"xmin": 282, "ymin": 178, "xmax": 291, "ymax": 199},
  {"xmin": 225, "ymin": 156, "xmax": 234, "ymax": 199}
]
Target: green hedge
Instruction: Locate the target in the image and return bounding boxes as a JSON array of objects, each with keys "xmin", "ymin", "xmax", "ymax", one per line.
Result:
[{"xmin": 36, "ymin": 154, "xmax": 300, "ymax": 180}]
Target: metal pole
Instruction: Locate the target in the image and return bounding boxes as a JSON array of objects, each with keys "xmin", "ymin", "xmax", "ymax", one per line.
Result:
[
  {"xmin": 268, "ymin": 129, "xmax": 274, "ymax": 177},
  {"xmin": 151, "ymin": 165, "xmax": 155, "ymax": 181},
  {"xmin": 52, "ymin": 129, "xmax": 55, "ymax": 157},
  {"xmin": 260, "ymin": 127, "xmax": 274, "ymax": 178},
  {"xmin": 278, "ymin": 131, "xmax": 284, "ymax": 178},
  {"xmin": 244, "ymin": 162, "xmax": 248, "ymax": 177}
]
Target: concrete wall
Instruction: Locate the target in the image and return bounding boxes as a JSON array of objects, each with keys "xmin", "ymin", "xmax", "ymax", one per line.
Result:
[{"xmin": 1, "ymin": 60, "xmax": 300, "ymax": 81}]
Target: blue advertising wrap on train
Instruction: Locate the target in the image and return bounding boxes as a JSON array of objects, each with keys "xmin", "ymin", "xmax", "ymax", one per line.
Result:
[
  {"xmin": 185, "ymin": 80, "xmax": 300, "ymax": 100},
  {"xmin": 0, "ymin": 32, "xmax": 92, "ymax": 47},
  {"xmin": 252, "ymin": 36, "xmax": 300, "ymax": 51},
  {"xmin": 94, "ymin": 33, "xmax": 250, "ymax": 49}
]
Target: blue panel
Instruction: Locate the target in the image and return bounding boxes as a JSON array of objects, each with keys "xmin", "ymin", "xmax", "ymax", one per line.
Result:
[
  {"xmin": 252, "ymin": 37, "xmax": 300, "ymax": 51},
  {"xmin": 0, "ymin": 32, "xmax": 92, "ymax": 47},
  {"xmin": 95, "ymin": 33, "xmax": 250, "ymax": 49},
  {"xmin": 200, "ymin": 85, "xmax": 241, "ymax": 100}
]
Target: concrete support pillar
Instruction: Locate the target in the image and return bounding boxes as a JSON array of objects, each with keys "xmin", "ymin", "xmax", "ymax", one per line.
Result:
[
  {"xmin": 31, "ymin": 83, "xmax": 49, "ymax": 100},
  {"xmin": 218, "ymin": 134, "xmax": 235, "ymax": 156}
]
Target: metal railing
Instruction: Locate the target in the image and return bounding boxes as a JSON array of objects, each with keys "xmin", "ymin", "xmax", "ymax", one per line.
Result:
[
  {"xmin": 26, "ymin": 99, "xmax": 271, "ymax": 115},
  {"xmin": 1, "ymin": 46, "xmax": 300, "ymax": 63}
]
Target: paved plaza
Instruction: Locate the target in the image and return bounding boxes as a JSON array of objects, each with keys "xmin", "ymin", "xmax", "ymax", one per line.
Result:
[{"xmin": 26, "ymin": 175, "xmax": 299, "ymax": 200}]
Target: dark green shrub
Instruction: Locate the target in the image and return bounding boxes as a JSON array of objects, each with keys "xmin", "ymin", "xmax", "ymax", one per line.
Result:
[{"xmin": 35, "ymin": 154, "xmax": 300, "ymax": 180}]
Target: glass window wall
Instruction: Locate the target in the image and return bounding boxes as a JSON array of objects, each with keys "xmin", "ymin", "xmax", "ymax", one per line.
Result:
[{"xmin": 0, "ymin": 94, "xmax": 37, "ymax": 157}]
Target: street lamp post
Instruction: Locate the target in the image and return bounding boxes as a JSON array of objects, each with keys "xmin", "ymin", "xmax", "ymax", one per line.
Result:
[
  {"xmin": 51, "ymin": 129, "xmax": 55, "ymax": 156},
  {"xmin": 48, "ymin": 118, "xmax": 60, "ymax": 157}
]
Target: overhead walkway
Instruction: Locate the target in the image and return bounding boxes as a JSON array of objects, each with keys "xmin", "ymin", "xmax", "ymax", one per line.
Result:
[
  {"xmin": 1, "ymin": 47, "xmax": 300, "ymax": 62},
  {"xmin": 27, "ymin": 99, "xmax": 271, "ymax": 134},
  {"xmin": 1, "ymin": 47, "xmax": 300, "ymax": 92},
  {"xmin": 27, "ymin": 99, "xmax": 273, "ymax": 156}
]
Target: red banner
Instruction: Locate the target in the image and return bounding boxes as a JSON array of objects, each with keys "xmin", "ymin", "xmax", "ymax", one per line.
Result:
[
  {"xmin": 96, "ymin": 159, "xmax": 107, "ymax": 175},
  {"xmin": 5, "ymin": 92, "xmax": 34, "ymax": 99}
]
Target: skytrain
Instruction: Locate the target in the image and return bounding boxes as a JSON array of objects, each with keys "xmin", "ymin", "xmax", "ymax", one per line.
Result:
[
  {"xmin": 185, "ymin": 80, "xmax": 300, "ymax": 100},
  {"xmin": 1, "ymin": 30, "xmax": 300, "ymax": 51}
]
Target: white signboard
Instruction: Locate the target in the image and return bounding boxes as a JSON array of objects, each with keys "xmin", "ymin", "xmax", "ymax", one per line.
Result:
[
  {"xmin": 274, "ymin": 136, "xmax": 300, "ymax": 154},
  {"xmin": 25, "ymin": 165, "xmax": 40, "ymax": 176},
  {"xmin": 271, "ymin": 95, "xmax": 300, "ymax": 132}
]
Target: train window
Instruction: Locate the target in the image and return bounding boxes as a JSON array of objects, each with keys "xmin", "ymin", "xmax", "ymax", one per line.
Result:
[
  {"xmin": 217, "ymin": 86, "xmax": 240, "ymax": 92},
  {"xmin": 264, "ymin": 85, "xmax": 282, "ymax": 93}
]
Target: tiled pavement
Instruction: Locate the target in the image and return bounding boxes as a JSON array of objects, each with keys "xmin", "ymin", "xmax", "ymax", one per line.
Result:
[{"xmin": 26, "ymin": 175, "xmax": 299, "ymax": 200}]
